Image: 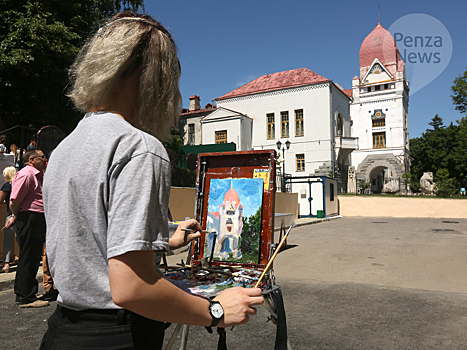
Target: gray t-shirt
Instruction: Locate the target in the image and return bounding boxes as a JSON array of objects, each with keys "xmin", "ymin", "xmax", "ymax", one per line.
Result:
[{"xmin": 43, "ymin": 112, "xmax": 171, "ymax": 310}]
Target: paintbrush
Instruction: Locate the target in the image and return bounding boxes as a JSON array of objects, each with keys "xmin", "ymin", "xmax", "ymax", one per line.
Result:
[
  {"xmin": 181, "ymin": 228, "xmax": 211, "ymax": 233},
  {"xmin": 231, "ymin": 224, "xmax": 294, "ymax": 331},
  {"xmin": 254, "ymin": 223, "xmax": 294, "ymax": 288},
  {"xmin": 209, "ymin": 233, "xmax": 217, "ymax": 266}
]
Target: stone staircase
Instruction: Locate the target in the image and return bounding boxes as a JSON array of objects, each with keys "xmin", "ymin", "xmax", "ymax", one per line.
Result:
[{"xmin": 314, "ymin": 162, "xmax": 332, "ymax": 176}]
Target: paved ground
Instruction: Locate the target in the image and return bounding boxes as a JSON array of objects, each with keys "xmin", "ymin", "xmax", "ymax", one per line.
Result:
[{"xmin": 1, "ymin": 217, "xmax": 467, "ymax": 349}]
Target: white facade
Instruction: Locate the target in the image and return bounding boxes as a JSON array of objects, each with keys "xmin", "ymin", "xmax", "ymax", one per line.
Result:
[
  {"xmin": 214, "ymin": 80, "xmax": 355, "ymax": 184},
  {"xmin": 350, "ymin": 24, "xmax": 410, "ymax": 193},
  {"xmin": 182, "ymin": 115, "xmax": 203, "ymax": 145},
  {"xmin": 201, "ymin": 107, "xmax": 252, "ymax": 151}
]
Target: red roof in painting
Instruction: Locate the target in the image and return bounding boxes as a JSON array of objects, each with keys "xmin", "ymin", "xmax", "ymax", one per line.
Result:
[
  {"xmin": 216, "ymin": 68, "xmax": 329, "ymax": 100},
  {"xmin": 224, "ymin": 188, "xmax": 240, "ymax": 207},
  {"xmin": 359, "ymin": 23, "xmax": 401, "ymax": 68}
]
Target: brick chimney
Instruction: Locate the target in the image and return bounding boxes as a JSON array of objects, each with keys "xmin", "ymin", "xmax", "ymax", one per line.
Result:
[{"xmin": 189, "ymin": 95, "xmax": 201, "ymax": 111}]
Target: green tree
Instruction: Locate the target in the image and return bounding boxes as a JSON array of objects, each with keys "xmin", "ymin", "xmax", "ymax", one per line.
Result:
[
  {"xmin": 409, "ymin": 115, "xmax": 466, "ymax": 193},
  {"xmin": 402, "ymin": 172, "xmax": 418, "ymax": 193},
  {"xmin": 163, "ymin": 127, "xmax": 196, "ymax": 187},
  {"xmin": 0, "ymin": 0, "xmax": 144, "ymax": 133},
  {"xmin": 359, "ymin": 180, "xmax": 370, "ymax": 194},
  {"xmin": 428, "ymin": 114, "xmax": 444, "ymax": 130},
  {"xmin": 451, "ymin": 67, "xmax": 467, "ymax": 115},
  {"xmin": 434, "ymin": 168, "xmax": 457, "ymax": 197}
]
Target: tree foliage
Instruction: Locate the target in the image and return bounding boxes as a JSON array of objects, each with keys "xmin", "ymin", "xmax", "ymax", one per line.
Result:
[
  {"xmin": 0, "ymin": 0, "xmax": 144, "ymax": 133},
  {"xmin": 409, "ymin": 115, "xmax": 467, "ymax": 194},
  {"xmin": 451, "ymin": 67, "xmax": 467, "ymax": 115},
  {"xmin": 239, "ymin": 207, "xmax": 262, "ymax": 263}
]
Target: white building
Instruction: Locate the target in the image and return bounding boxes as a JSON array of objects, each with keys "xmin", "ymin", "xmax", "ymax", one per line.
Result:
[
  {"xmin": 206, "ymin": 68, "xmax": 356, "ymax": 194},
  {"xmin": 181, "ymin": 22, "xmax": 409, "ymax": 196},
  {"xmin": 350, "ymin": 22, "xmax": 410, "ymax": 193},
  {"xmin": 179, "ymin": 95, "xmax": 217, "ymax": 146}
]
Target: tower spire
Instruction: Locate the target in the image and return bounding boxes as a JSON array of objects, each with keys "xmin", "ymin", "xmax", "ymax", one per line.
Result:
[{"xmin": 378, "ymin": 5, "xmax": 380, "ymax": 24}]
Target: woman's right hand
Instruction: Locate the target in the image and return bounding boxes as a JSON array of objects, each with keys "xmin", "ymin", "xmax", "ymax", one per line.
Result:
[{"xmin": 213, "ymin": 286, "xmax": 264, "ymax": 327}]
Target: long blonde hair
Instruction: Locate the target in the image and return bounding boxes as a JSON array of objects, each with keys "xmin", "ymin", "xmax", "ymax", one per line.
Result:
[
  {"xmin": 3, "ymin": 166, "xmax": 16, "ymax": 183},
  {"xmin": 67, "ymin": 12, "xmax": 181, "ymax": 140}
]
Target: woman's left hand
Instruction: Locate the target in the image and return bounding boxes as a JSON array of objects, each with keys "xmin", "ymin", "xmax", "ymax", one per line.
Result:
[{"xmin": 169, "ymin": 219, "xmax": 202, "ymax": 250}]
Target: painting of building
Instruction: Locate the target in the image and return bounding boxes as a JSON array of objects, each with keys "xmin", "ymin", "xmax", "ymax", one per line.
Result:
[{"xmin": 205, "ymin": 178, "xmax": 263, "ymax": 261}]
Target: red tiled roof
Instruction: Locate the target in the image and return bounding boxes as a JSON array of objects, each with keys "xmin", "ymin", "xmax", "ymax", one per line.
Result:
[
  {"xmin": 359, "ymin": 23, "xmax": 401, "ymax": 68},
  {"xmin": 216, "ymin": 68, "xmax": 329, "ymax": 100},
  {"xmin": 343, "ymin": 89, "xmax": 353, "ymax": 98},
  {"xmin": 180, "ymin": 106, "xmax": 216, "ymax": 117}
]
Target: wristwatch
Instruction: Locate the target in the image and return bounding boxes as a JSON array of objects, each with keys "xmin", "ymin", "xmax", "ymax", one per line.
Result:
[{"xmin": 208, "ymin": 300, "xmax": 224, "ymax": 327}]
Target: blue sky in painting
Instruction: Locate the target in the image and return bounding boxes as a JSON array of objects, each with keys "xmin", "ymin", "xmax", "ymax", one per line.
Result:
[{"xmin": 208, "ymin": 178, "xmax": 263, "ymax": 217}]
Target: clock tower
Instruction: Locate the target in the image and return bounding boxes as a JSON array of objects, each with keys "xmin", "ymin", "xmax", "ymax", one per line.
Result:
[{"xmin": 349, "ymin": 22, "xmax": 410, "ymax": 194}]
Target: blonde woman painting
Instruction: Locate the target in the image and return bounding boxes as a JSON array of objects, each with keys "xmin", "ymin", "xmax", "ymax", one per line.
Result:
[{"xmin": 40, "ymin": 12, "xmax": 262, "ymax": 349}]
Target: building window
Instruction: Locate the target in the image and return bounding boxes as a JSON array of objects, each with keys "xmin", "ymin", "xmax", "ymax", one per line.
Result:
[
  {"xmin": 267, "ymin": 113, "xmax": 275, "ymax": 139},
  {"xmin": 375, "ymin": 85, "xmax": 380, "ymax": 91},
  {"xmin": 188, "ymin": 124, "xmax": 195, "ymax": 145},
  {"xmin": 281, "ymin": 111, "xmax": 289, "ymax": 138},
  {"xmin": 336, "ymin": 113, "xmax": 343, "ymax": 136},
  {"xmin": 295, "ymin": 109, "xmax": 304, "ymax": 137},
  {"xmin": 215, "ymin": 130, "xmax": 227, "ymax": 144},
  {"xmin": 372, "ymin": 118, "xmax": 386, "ymax": 128},
  {"xmin": 330, "ymin": 183, "xmax": 335, "ymax": 201},
  {"xmin": 372, "ymin": 132, "xmax": 386, "ymax": 149},
  {"xmin": 296, "ymin": 154, "xmax": 305, "ymax": 171}
]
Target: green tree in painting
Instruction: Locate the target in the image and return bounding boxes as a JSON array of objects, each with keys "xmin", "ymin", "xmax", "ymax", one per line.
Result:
[{"xmin": 238, "ymin": 207, "xmax": 262, "ymax": 263}]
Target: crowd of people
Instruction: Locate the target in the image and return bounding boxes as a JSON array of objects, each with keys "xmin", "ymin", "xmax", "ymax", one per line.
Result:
[
  {"xmin": 1, "ymin": 135, "xmax": 39, "ymax": 275},
  {"xmin": 1, "ymin": 148, "xmax": 57, "ymax": 308}
]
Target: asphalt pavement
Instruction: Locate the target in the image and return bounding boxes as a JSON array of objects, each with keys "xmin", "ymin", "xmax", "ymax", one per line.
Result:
[{"xmin": 1, "ymin": 216, "xmax": 467, "ymax": 349}]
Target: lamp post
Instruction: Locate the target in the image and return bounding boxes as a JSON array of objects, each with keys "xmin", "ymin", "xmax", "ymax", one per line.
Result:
[{"xmin": 276, "ymin": 140, "xmax": 291, "ymax": 192}]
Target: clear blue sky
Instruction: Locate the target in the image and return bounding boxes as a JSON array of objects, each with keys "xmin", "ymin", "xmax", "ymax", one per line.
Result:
[{"xmin": 144, "ymin": 0, "xmax": 467, "ymax": 138}]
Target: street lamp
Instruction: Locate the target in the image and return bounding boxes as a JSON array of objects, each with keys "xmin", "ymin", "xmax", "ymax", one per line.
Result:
[{"xmin": 276, "ymin": 140, "xmax": 291, "ymax": 192}]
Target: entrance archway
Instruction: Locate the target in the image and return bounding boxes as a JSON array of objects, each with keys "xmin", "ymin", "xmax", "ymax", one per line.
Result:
[
  {"xmin": 369, "ymin": 166, "xmax": 387, "ymax": 194},
  {"xmin": 356, "ymin": 154, "xmax": 404, "ymax": 194}
]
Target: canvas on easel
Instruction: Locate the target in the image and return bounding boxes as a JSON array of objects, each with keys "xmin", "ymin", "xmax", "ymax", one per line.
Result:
[
  {"xmin": 192, "ymin": 150, "xmax": 276, "ymax": 268},
  {"xmin": 204, "ymin": 177, "xmax": 264, "ymax": 264}
]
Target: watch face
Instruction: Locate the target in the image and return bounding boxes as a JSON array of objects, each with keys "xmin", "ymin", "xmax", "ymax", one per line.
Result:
[{"xmin": 211, "ymin": 303, "xmax": 224, "ymax": 318}]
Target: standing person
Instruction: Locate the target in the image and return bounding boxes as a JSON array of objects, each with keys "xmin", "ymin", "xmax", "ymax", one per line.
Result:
[
  {"xmin": 0, "ymin": 135, "xmax": 7, "ymax": 153},
  {"xmin": 26, "ymin": 138, "xmax": 36, "ymax": 151},
  {"xmin": 1, "ymin": 166, "xmax": 17, "ymax": 273},
  {"xmin": 9, "ymin": 144, "xmax": 21, "ymax": 170},
  {"xmin": 5, "ymin": 149, "xmax": 49, "ymax": 308},
  {"xmin": 40, "ymin": 12, "xmax": 263, "ymax": 349}
]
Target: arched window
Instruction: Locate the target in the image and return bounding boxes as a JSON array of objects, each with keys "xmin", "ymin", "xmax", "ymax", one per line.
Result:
[{"xmin": 336, "ymin": 114, "xmax": 343, "ymax": 137}]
